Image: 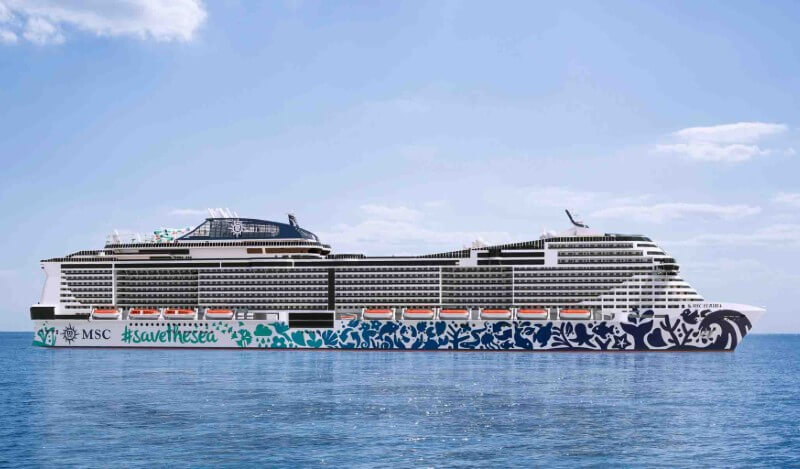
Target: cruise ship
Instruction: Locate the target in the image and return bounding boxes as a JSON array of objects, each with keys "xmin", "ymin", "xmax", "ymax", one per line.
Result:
[{"xmin": 31, "ymin": 209, "xmax": 764, "ymax": 351}]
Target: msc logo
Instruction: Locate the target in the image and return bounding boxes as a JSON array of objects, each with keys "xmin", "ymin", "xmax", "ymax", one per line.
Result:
[
  {"xmin": 83, "ymin": 328, "xmax": 112, "ymax": 340},
  {"xmin": 58, "ymin": 325, "xmax": 112, "ymax": 344},
  {"xmin": 61, "ymin": 324, "xmax": 79, "ymax": 344}
]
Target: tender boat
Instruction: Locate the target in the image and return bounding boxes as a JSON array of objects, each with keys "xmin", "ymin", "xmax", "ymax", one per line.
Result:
[
  {"xmin": 205, "ymin": 308, "xmax": 234, "ymax": 320},
  {"xmin": 164, "ymin": 308, "xmax": 196, "ymax": 320},
  {"xmin": 517, "ymin": 308, "xmax": 549, "ymax": 320},
  {"xmin": 480, "ymin": 308, "xmax": 512, "ymax": 320},
  {"xmin": 439, "ymin": 308, "xmax": 470, "ymax": 320},
  {"xmin": 559, "ymin": 308, "xmax": 591, "ymax": 320},
  {"xmin": 403, "ymin": 308, "xmax": 435, "ymax": 320},
  {"xmin": 92, "ymin": 308, "xmax": 120, "ymax": 320},
  {"xmin": 363, "ymin": 308, "xmax": 395, "ymax": 320},
  {"xmin": 129, "ymin": 308, "xmax": 161, "ymax": 320}
]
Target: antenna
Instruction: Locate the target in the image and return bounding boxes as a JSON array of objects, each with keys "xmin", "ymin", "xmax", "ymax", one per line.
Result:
[{"xmin": 565, "ymin": 209, "xmax": 589, "ymax": 228}]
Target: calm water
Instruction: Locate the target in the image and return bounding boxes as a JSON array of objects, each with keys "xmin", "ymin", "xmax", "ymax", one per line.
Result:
[{"xmin": 1, "ymin": 333, "xmax": 798, "ymax": 468}]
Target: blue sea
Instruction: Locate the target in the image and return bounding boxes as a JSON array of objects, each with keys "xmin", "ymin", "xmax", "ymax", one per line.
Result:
[{"xmin": 1, "ymin": 333, "xmax": 798, "ymax": 468}]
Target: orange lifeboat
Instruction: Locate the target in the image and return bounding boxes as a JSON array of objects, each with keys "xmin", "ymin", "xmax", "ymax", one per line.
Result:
[
  {"xmin": 517, "ymin": 308, "xmax": 549, "ymax": 320},
  {"xmin": 92, "ymin": 308, "xmax": 120, "ymax": 320},
  {"xmin": 164, "ymin": 308, "xmax": 196, "ymax": 320},
  {"xmin": 363, "ymin": 308, "xmax": 394, "ymax": 320},
  {"xmin": 339, "ymin": 313, "xmax": 357, "ymax": 321},
  {"xmin": 129, "ymin": 308, "xmax": 160, "ymax": 320},
  {"xmin": 205, "ymin": 308, "xmax": 234, "ymax": 320},
  {"xmin": 480, "ymin": 308, "xmax": 512, "ymax": 320},
  {"xmin": 559, "ymin": 309, "xmax": 591, "ymax": 320},
  {"xmin": 403, "ymin": 308, "xmax": 435, "ymax": 320},
  {"xmin": 439, "ymin": 309, "xmax": 470, "ymax": 320}
]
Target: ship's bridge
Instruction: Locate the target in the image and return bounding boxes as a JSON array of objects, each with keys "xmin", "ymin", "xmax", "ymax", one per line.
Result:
[{"xmin": 178, "ymin": 216, "xmax": 319, "ymax": 242}]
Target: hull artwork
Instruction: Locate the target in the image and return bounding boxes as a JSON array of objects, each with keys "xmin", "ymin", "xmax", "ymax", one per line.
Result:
[{"xmin": 34, "ymin": 308, "xmax": 755, "ymax": 351}]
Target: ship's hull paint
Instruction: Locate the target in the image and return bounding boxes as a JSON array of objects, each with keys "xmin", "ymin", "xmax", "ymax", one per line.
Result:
[{"xmin": 33, "ymin": 308, "xmax": 755, "ymax": 351}]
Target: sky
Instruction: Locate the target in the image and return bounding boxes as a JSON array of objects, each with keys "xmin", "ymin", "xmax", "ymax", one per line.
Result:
[{"xmin": 1, "ymin": 0, "xmax": 799, "ymax": 332}]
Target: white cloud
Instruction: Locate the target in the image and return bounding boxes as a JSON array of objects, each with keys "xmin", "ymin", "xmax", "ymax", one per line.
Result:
[
  {"xmin": 0, "ymin": 28, "xmax": 15, "ymax": 43},
  {"xmin": 318, "ymin": 204, "xmax": 516, "ymax": 255},
  {"xmin": 0, "ymin": 0, "xmax": 206, "ymax": 45},
  {"xmin": 655, "ymin": 142, "xmax": 769, "ymax": 162},
  {"xmin": 591, "ymin": 202, "xmax": 761, "ymax": 223},
  {"xmin": 655, "ymin": 121, "xmax": 788, "ymax": 162},
  {"xmin": 23, "ymin": 16, "xmax": 63, "ymax": 44},
  {"xmin": 673, "ymin": 122, "xmax": 787, "ymax": 144},
  {"xmin": 675, "ymin": 224, "xmax": 800, "ymax": 247},
  {"xmin": 170, "ymin": 208, "xmax": 208, "ymax": 216},
  {"xmin": 772, "ymin": 192, "xmax": 800, "ymax": 208}
]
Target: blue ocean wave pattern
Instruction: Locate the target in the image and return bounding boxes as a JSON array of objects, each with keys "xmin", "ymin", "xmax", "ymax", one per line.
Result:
[{"xmin": 1, "ymin": 333, "xmax": 798, "ymax": 467}]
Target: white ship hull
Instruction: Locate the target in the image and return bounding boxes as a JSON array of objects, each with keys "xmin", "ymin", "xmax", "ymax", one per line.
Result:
[{"xmin": 33, "ymin": 304, "xmax": 763, "ymax": 351}]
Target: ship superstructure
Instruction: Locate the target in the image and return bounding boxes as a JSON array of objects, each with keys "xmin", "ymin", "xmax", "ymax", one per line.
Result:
[{"xmin": 31, "ymin": 210, "xmax": 763, "ymax": 351}]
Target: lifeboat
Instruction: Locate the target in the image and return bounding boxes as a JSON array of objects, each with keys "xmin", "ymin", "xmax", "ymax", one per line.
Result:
[
  {"xmin": 129, "ymin": 308, "xmax": 161, "ymax": 320},
  {"xmin": 164, "ymin": 308, "xmax": 196, "ymax": 320},
  {"xmin": 338, "ymin": 314, "xmax": 357, "ymax": 321},
  {"xmin": 517, "ymin": 308, "xmax": 549, "ymax": 320},
  {"xmin": 559, "ymin": 309, "xmax": 592, "ymax": 320},
  {"xmin": 205, "ymin": 308, "xmax": 234, "ymax": 320},
  {"xmin": 480, "ymin": 308, "xmax": 512, "ymax": 320},
  {"xmin": 363, "ymin": 308, "xmax": 394, "ymax": 320},
  {"xmin": 403, "ymin": 308, "xmax": 435, "ymax": 320},
  {"xmin": 439, "ymin": 309, "xmax": 470, "ymax": 320},
  {"xmin": 92, "ymin": 308, "xmax": 120, "ymax": 320}
]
